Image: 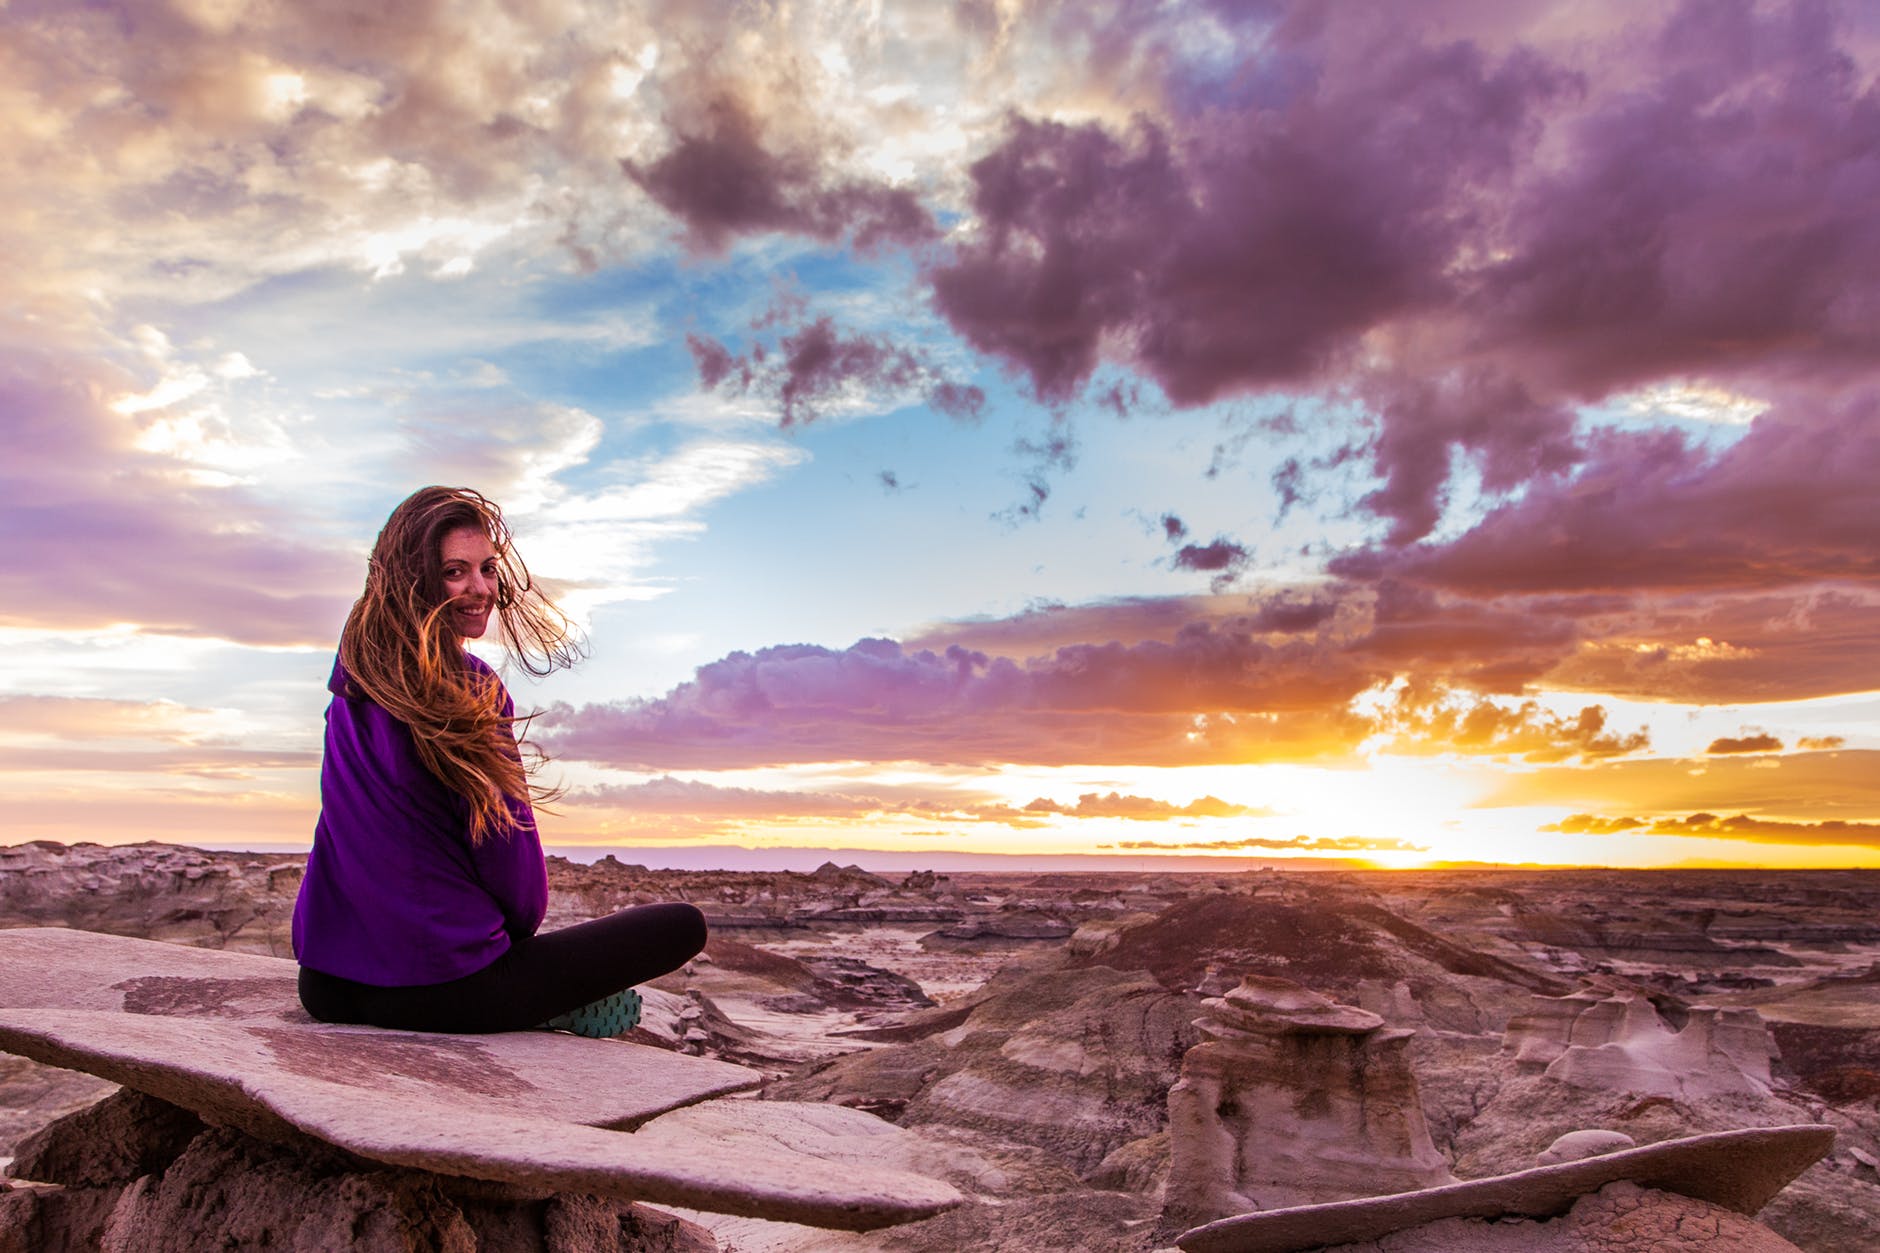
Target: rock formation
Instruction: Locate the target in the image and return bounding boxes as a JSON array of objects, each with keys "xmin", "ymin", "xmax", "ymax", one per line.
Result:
[
  {"xmin": 1535, "ymin": 1129, "xmax": 1635, "ymax": 1165},
  {"xmin": 0, "ymin": 928, "xmax": 962, "ymax": 1247},
  {"xmin": 4, "ymin": 846, "xmax": 1877, "ymax": 1252},
  {"xmin": 0, "ymin": 840, "xmax": 301, "ymax": 956},
  {"xmin": 773, "ymin": 960, "xmax": 1197, "ymax": 1174},
  {"xmin": 1506, "ymin": 988, "xmax": 1776, "ymax": 1100},
  {"xmin": 1163, "ymin": 976, "xmax": 1454, "ymax": 1228},
  {"xmin": 1175, "ymin": 1124, "xmax": 1834, "ymax": 1253},
  {"xmin": 4, "ymin": 1088, "xmax": 722, "ymax": 1253}
]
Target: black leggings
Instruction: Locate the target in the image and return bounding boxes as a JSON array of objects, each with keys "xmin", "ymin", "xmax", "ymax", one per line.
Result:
[{"xmin": 297, "ymin": 902, "xmax": 707, "ymax": 1034}]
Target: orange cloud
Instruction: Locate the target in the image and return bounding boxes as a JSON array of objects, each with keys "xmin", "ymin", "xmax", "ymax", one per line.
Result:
[
  {"xmin": 1545, "ymin": 812, "xmax": 1880, "ymax": 849},
  {"xmin": 1486, "ymin": 749, "xmax": 1880, "ymax": 820},
  {"xmin": 1706, "ymin": 733, "xmax": 1783, "ymax": 755},
  {"xmin": 1372, "ymin": 686, "xmax": 1649, "ymax": 762},
  {"xmin": 1022, "ymin": 791, "xmax": 1266, "ymax": 820},
  {"xmin": 1105, "ymin": 835, "xmax": 1426, "ymax": 854}
]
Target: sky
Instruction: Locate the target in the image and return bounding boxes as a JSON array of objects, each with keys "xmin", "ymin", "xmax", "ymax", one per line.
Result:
[{"xmin": 3, "ymin": 0, "xmax": 1878, "ymax": 870}]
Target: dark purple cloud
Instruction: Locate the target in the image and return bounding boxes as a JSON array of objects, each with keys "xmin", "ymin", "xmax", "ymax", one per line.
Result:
[
  {"xmin": 1338, "ymin": 390, "xmax": 1880, "ymax": 595},
  {"xmin": 689, "ymin": 315, "xmax": 986, "ymax": 427},
  {"xmin": 623, "ymin": 99, "xmax": 935, "ymax": 255},
  {"xmin": 1171, "ymin": 537, "xmax": 1252, "ymax": 592},
  {"xmin": 927, "ymin": 37, "xmax": 1563, "ymax": 405},
  {"xmin": 539, "ymin": 630, "xmax": 1377, "ymax": 771},
  {"xmin": 1467, "ymin": 1, "xmax": 1880, "ymax": 396}
]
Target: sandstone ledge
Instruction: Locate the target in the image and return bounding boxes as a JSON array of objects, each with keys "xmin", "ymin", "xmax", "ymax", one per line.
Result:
[
  {"xmin": 1176, "ymin": 1124, "xmax": 1834, "ymax": 1253},
  {"xmin": 0, "ymin": 928, "xmax": 962, "ymax": 1232}
]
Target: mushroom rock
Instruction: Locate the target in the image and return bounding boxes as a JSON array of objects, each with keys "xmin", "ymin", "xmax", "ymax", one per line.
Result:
[
  {"xmin": 1505, "ymin": 989, "xmax": 1776, "ymax": 1100},
  {"xmin": 1163, "ymin": 976, "xmax": 1454, "ymax": 1228},
  {"xmin": 1176, "ymin": 1124, "xmax": 1834, "ymax": 1253}
]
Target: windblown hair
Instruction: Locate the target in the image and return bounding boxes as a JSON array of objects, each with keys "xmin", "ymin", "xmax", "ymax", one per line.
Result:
[{"xmin": 339, "ymin": 486, "xmax": 580, "ymax": 844}]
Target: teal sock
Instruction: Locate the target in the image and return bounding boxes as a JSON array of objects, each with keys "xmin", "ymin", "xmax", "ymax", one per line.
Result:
[{"xmin": 541, "ymin": 987, "xmax": 642, "ymax": 1038}]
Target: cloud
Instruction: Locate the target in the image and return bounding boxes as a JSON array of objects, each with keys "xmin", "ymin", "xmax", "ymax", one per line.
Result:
[
  {"xmin": 0, "ymin": 694, "xmax": 222, "ymax": 743},
  {"xmin": 915, "ymin": 2, "xmax": 1880, "ymax": 574},
  {"xmin": 539, "ymin": 629, "xmax": 1376, "ymax": 770},
  {"xmin": 1337, "ymin": 391, "xmax": 1880, "ymax": 596},
  {"xmin": 1541, "ymin": 588, "xmax": 1880, "ymax": 705},
  {"xmin": 0, "ymin": 351, "xmax": 358, "ymax": 645},
  {"xmin": 689, "ymin": 315, "xmax": 986, "ymax": 427},
  {"xmin": 622, "ymin": 98, "xmax": 934, "ymax": 254},
  {"xmin": 1707, "ymin": 733, "xmax": 1783, "ymax": 755},
  {"xmin": 1464, "ymin": 0, "xmax": 1880, "ymax": 397},
  {"xmin": 1545, "ymin": 812, "xmax": 1880, "ymax": 851},
  {"xmin": 0, "ymin": 746, "xmax": 317, "ymax": 781},
  {"xmin": 567, "ymin": 774, "xmax": 1067, "ymax": 832},
  {"xmin": 1371, "ymin": 687, "xmax": 1650, "ymax": 763},
  {"xmin": 1485, "ymin": 748, "xmax": 1880, "ymax": 820},
  {"xmin": 1171, "ymin": 538, "xmax": 1252, "ymax": 593},
  {"xmin": 1105, "ymin": 834, "xmax": 1427, "ymax": 854},
  {"xmin": 1022, "ymin": 792, "xmax": 1267, "ymax": 821},
  {"xmin": 1359, "ymin": 369, "xmax": 1581, "ymax": 547},
  {"xmin": 926, "ymin": 35, "xmax": 1564, "ymax": 405}
]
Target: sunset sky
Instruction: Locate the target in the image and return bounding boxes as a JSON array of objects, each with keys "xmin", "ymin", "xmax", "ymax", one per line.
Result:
[{"xmin": 4, "ymin": 0, "xmax": 1878, "ymax": 869}]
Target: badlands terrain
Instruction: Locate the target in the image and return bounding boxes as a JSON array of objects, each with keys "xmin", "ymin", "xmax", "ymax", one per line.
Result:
[{"xmin": 0, "ymin": 840, "xmax": 1876, "ymax": 1250}]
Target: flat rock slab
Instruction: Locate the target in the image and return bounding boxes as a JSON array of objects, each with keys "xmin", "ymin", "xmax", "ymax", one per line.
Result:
[
  {"xmin": 0, "ymin": 927, "xmax": 747, "ymax": 1129},
  {"xmin": 0, "ymin": 926, "xmax": 303, "ymax": 1018},
  {"xmin": 0, "ymin": 928, "xmax": 962, "ymax": 1230},
  {"xmin": 1176, "ymin": 1125, "xmax": 1835, "ymax": 1253}
]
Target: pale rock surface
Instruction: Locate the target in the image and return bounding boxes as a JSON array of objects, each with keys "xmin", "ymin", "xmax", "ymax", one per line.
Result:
[
  {"xmin": 774, "ymin": 960, "xmax": 1198, "ymax": 1178},
  {"xmin": 1174, "ymin": 1125, "xmax": 1833, "ymax": 1253},
  {"xmin": 1164, "ymin": 976, "xmax": 1453, "ymax": 1227},
  {"xmin": 1537, "ymin": 1130, "xmax": 1635, "ymax": 1165},
  {"xmin": 1506, "ymin": 989, "xmax": 1776, "ymax": 1100},
  {"xmin": 1313, "ymin": 1181, "xmax": 1804, "ymax": 1252},
  {"xmin": 4, "ymin": 1088, "xmax": 719, "ymax": 1253},
  {"xmin": 0, "ymin": 929, "xmax": 962, "ymax": 1232},
  {"xmin": 0, "ymin": 841, "xmax": 300, "ymax": 955}
]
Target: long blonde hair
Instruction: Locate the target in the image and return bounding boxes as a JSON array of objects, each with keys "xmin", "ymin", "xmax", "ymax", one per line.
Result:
[{"xmin": 339, "ymin": 486, "xmax": 579, "ymax": 843}]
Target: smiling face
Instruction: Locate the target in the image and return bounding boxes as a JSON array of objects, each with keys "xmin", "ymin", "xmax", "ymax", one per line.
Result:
[{"xmin": 439, "ymin": 525, "xmax": 499, "ymax": 640}]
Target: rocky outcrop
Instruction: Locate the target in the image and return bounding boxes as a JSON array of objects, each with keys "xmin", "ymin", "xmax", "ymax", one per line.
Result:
[
  {"xmin": 0, "ymin": 841, "xmax": 301, "ymax": 956},
  {"xmin": 1506, "ymin": 988, "xmax": 1776, "ymax": 1100},
  {"xmin": 1163, "ymin": 977, "xmax": 1453, "ymax": 1228},
  {"xmin": 1314, "ymin": 1182, "xmax": 1805, "ymax": 1252},
  {"xmin": 5, "ymin": 1088, "xmax": 720, "ymax": 1253},
  {"xmin": 771, "ymin": 960, "xmax": 1198, "ymax": 1175},
  {"xmin": 924, "ymin": 913, "xmax": 1073, "ymax": 945},
  {"xmin": 1535, "ymin": 1129, "xmax": 1635, "ymax": 1165},
  {"xmin": 1175, "ymin": 1124, "xmax": 1834, "ymax": 1253},
  {"xmin": 0, "ymin": 928, "xmax": 962, "ymax": 1240},
  {"xmin": 1069, "ymin": 887, "xmax": 1571, "ymax": 1036}
]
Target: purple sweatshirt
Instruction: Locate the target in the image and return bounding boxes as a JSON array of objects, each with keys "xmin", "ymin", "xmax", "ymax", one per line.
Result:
[{"xmin": 291, "ymin": 653, "xmax": 548, "ymax": 986}]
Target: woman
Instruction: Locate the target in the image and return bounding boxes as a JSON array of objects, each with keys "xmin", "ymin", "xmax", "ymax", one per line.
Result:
[{"xmin": 292, "ymin": 486, "xmax": 705, "ymax": 1036}]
